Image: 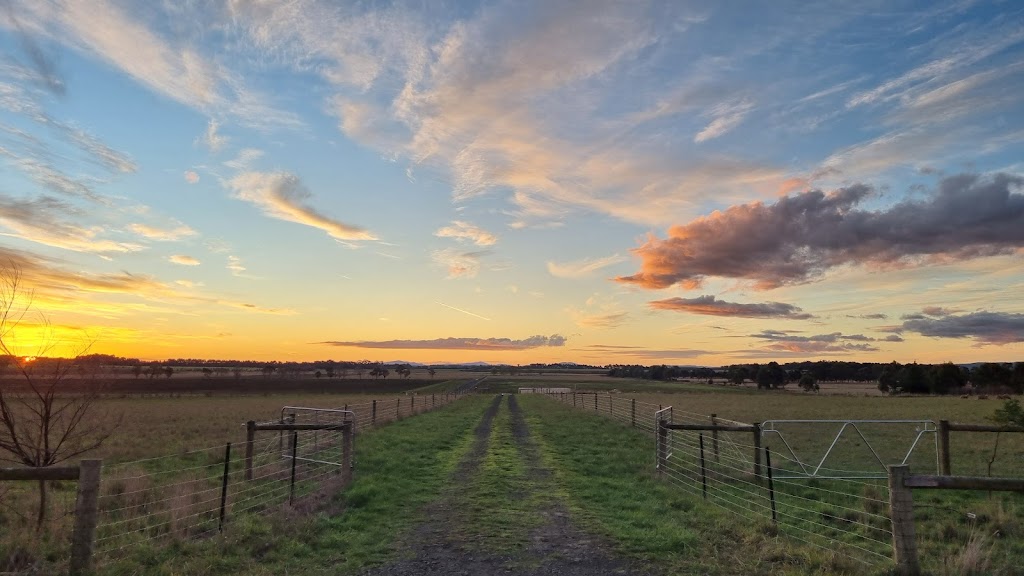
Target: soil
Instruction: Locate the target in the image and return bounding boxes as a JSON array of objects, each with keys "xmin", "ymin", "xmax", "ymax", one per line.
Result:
[{"xmin": 358, "ymin": 394, "xmax": 656, "ymax": 576}]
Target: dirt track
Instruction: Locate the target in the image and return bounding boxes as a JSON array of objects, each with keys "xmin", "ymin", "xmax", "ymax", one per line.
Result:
[{"xmin": 359, "ymin": 395, "xmax": 655, "ymax": 576}]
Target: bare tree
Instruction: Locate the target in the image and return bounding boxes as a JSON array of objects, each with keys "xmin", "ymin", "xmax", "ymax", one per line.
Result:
[{"xmin": 0, "ymin": 263, "xmax": 117, "ymax": 529}]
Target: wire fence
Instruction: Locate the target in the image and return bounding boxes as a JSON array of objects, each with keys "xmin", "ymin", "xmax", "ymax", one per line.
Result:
[
  {"xmin": 542, "ymin": 391, "xmax": 896, "ymax": 570},
  {"xmin": 91, "ymin": 391, "xmax": 464, "ymax": 567}
]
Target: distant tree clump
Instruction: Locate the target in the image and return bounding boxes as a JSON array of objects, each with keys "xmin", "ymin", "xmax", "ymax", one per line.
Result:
[
  {"xmin": 755, "ymin": 362, "xmax": 786, "ymax": 389},
  {"xmin": 799, "ymin": 372, "xmax": 819, "ymax": 392}
]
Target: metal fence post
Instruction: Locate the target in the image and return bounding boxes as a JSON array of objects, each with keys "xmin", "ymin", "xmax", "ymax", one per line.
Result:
[
  {"xmin": 219, "ymin": 443, "xmax": 231, "ymax": 532},
  {"xmin": 245, "ymin": 421, "xmax": 255, "ymax": 481},
  {"xmin": 69, "ymin": 459, "xmax": 102, "ymax": 576},
  {"xmin": 887, "ymin": 465, "xmax": 920, "ymax": 576},
  {"xmin": 938, "ymin": 420, "xmax": 951, "ymax": 475}
]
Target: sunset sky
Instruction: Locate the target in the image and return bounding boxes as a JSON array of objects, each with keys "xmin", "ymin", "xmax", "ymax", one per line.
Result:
[{"xmin": 0, "ymin": 0, "xmax": 1022, "ymax": 365}]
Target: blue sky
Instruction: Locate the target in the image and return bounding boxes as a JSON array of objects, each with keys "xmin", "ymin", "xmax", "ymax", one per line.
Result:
[{"xmin": 0, "ymin": 0, "xmax": 1022, "ymax": 363}]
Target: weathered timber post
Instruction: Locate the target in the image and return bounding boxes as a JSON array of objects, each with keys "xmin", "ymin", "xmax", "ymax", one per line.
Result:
[
  {"xmin": 752, "ymin": 423, "xmax": 763, "ymax": 485},
  {"xmin": 573, "ymin": 393, "xmax": 577, "ymax": 407},
  {"xmin": 341, "ymin": 422, "xmax": 354, "ymax": 486},
  {"xmin": 433, "ymin": 394, "xmax": 436, "ymax": 408},
  {"xmin": 289, "ymin": 431, "xmax": 298, "ymax": 506},
  {"xmin": 766, "ymin": 447, "xmax": 777, "ymax": 524},
  {"xmin": 887, "ymin": 465, "xmax": 920, "ymax": 576},
  {"xmin": 372, "ymin": 400, "xmax": 377, "ymax": 425},
  {"xmin": 245, "ymin": 420, "xmax": 256, "ymax": 481},
  {"xmin": 609, "ymin": 393, "xmax": 613, "ymax": 415},
  {"xmin": 396, "ymin": 398, "xmax": 401, "ymax": 420},
  {"xmin": 631, "ymin": 398, "xmax": 636, "ymax": 428},
  {"xmin": 412, "ymin": 395, "xmax": 416, "ymax": 414},
  {"xmin": 699, "ymin": 433, "xmax": 708, "ymax": 500},
  {"xmin": 657, "ymin": 420, "xmax": 668, "ymax": 475},
  {"xmin": 69, "ymin": 459, "xmax": 102, "ymax": 576},
  {"xmin": 938, "ymin": 420, "xmax": 951, "ymax": 475},
  {"xmin": 219, "ymin": 443, "xmax": 231, "ymax": 532},
  {"xmin": 710, "ymin": 414, "xmax": 720, "ymax": 463},
  {"xmin": 594, "ymin": 394, "xmax": 598, "ymax": 411}
]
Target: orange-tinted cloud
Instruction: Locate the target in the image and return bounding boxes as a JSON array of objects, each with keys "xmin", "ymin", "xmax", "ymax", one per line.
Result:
[
  {"xmin": 617, "ymin": 173, "xmax": 1024, "ymax": 290},
  {"xmin": 649, "ymin": 295, "xmax": 814, "ymax": 319},
  {"xmin": 318, "ymin": 335, "xmax": 567, "ymax": 350}
]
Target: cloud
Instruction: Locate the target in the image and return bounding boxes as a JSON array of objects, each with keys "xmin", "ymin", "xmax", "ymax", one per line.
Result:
[
  {"xmin": 200, "ymin": 119, "xmax": 228, "ymax": 153},
  {"xmin": 228, "ymin": 171, "xmax": 375, "ymax": 241},
  {"xmin": 63, "ymin": 125, "xmax": 136, "ymax": 173},
  {"xmin": 570, "ymin": 311, "xmax": 629, "ymax": 329},
  {"xmin": 921, "ymin": 306, "xmax": 955, "ymax": 317},
  {"xmin": 223, "ymin": 148, "xmax": 264, "ymax": 170},
  {"xmin": 226, "ymin": 255, "xmax": 246, "ymax": 276},
  {"xmin": 0, "ymin": 193, "xmax": 141, "ymax": 253},
  {"xmin": 318, "ymin": 334, "xmax": 568, "ymax": 350},
  {"xmin": 618, "ymin": 172, "xmax": 1024, "ymax": 290},
  {"xmin": 694, "ymin": 100, "xmax": 753, "ymax": 143},
  {"xmin": 847, "ymin": 313, "xmax": 888, "ymax": 320},
  {"xmin": 432, "ymin": 248, "xmax": 490, "ymax": 278},
  {"xmin": 649, "ymin": 295, "xmax": 814, "ymax": 319},
  {"xmin": 547, "ymin": 254, "xmax": 626, "ymax": 279},
  {"xmin": 168, "ymin": 254, "xmax": 200, "ymax": 266},
  {"xmin": 129, "ymin": 222, "xmax": 197, "ymax": 241},
  {"xmin": 576, "ymin": 344, "xmax": 709, "ymax": 360},
  {"xmin": 745, "ymin": 330, "xmax": 882, "ymax": 355},
  {"xmin": 900, "ymin": 311, "xmax": 1024, "ymax": 345},
  {"xmin": 434, "ymin": 220, "xmax": 497, "ymax": 246},
  {"xmin": 184, "ymin": 170, "xmax": 200, "ymax": 184}
]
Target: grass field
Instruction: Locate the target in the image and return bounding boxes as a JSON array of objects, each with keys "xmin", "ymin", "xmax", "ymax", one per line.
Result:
[{"xmin": 3, "ymin": 384, "xmax": 1023, "ymax": 575}]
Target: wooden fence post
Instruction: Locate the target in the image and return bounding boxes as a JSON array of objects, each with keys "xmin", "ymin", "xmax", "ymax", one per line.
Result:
[
  {"xmin": 411, "ymin": 395, "xmax": 416, "ymax": 414},
  {"xmin": 372, "ymin": 400, "xmax": 377, "ymax": 425},
  {"xmin": 938, "ymin": 420, "xmax": 951, "ymax": 475},
  {"xmin": 432, "ymin": 394, "xmax": 436, "ymax": 408},
  {"xmin": 710, "ymin": 413, "xmax": 720, "ymax": 463},
  {"xmin": 69, "ymin": 459, "xmax": 102, "ymax": 576},
  {"xmin": 245, "ymin": 420, "xmax": 255, "ymax": 481},
  {"xmin": 631, "ymin": 398, "xmax": 636, "ymax": 428},
  {"xmin": 594, "ymin": 394, "xmax": 598, "ymax": 411},
  {"xmin": 699, "ymin": 433, "xmax": 707, "ymax": 500},
  {"xmin": 609, "ymin": 394, "xmax": 613, "ymax": 415},
  {"xmin": 341, "ymin": 422, "xmax": 354, "ymax": 486},
  {"xmin": 766, "ymin": 447, "xmax": 777, "ymax": 524},
  {"xmin": 752, "ymin": 423, "xmax": 763, "ymax": 485},
  {"xmin": 887, "ymin": 465, "xmax": 920, "ymax": 576}
]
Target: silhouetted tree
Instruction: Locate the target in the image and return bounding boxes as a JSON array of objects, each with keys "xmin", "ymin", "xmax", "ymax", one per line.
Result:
[
  {"xmin": 929, "ymin": 362, "xmax": 965, "ymax": 395},
  {"xmin": 799, "ymin": 373, "xmax": 819, "ymax": 392}
]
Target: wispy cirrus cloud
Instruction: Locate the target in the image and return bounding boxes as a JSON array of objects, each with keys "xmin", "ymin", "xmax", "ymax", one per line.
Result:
[
  {"xmin": 431, "ymin": 248, "xmax": 490, "ymax": 279},
  {"xmin": 0, "ymin": 193, "xmax": 141, "ymax": 253},
  {"xmin": 223, "ymin": 148, "xmax": 264, "ymax": 170},
  {"xmin": 547, "ymin": 254, "xmax": 625, "ymax": 279},
  {"xmin": 129, "ymin": 222, "xmax": 197, "ymax": 241},
  {"xmin": 318, "ymin": 334, "xmax": 567, "ymax": 350},
  {"xmin": 649, "ymin": 295, "xmax": 814, "ymax": 319},
  {"xmin": 694, "ymin": 99, "xmax": 753, "ymax": 143},
  {"xmin": 899, "ymin": 311, "xmax": 1024, "ymax": 345},
  {"xmin": 228, "ymin": 171, "xmax": 375, "ymax": 242},
  {"xmin": 168, "ymin": 255, "xmax": 200, "ymax": 266},
  {"xmin": 434, "ymin": 220, "xmax": 497, "ymax": 246},
  {"xmin": 618, "ymin": 172, "xmax": 1024, "ymax": 290}
]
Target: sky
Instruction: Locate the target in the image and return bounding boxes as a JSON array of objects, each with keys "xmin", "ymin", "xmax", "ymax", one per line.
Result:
[{"xmin": 0, "ymin": 0, "xmax": 1022, "ymax": 365}]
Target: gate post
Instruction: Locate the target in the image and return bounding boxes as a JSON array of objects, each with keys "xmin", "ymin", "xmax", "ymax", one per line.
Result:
[
  {"xmin": 887, "ymin": 465, "xmax": 920, "ymax": 576},
  {"xmin": 752, "ymin": 423, "xmax": 763, "ymax": 485},
  {"xmin": 657, "ymin": 420, "xmax": 668, "ymax": 475},
  {"xmin": 69, "ymin": 459, "xmax": 102, "ymax": 576},
  {"xmin": 938, "ymin": 420, "xmax": 951, "ymax": 475},
  {"xmin": 245, "ymin": 420, "xmax": 256, "ymax": 481},
  {"xmin": 341, "ymin": 422, "xmax": 354, "ymax": 486},
  {"xmin": 711, "ymin": 414, "xmax": 720, "ymax": 463}
]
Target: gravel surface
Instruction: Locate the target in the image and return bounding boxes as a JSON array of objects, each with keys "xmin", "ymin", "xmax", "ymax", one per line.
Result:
[{"xmin": 358, "ymin": 395, "xmax": 656, "ymax": 576}]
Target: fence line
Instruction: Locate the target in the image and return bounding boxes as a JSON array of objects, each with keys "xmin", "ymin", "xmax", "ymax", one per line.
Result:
[{"xmin": 544, "ymin": 391, "xmax": 895, "ymax": 569}]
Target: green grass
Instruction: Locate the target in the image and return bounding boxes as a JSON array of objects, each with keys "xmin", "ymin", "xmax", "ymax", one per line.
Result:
[
  {"xmin": 89, "ymin": 395, "xmax": 493, "ymax": 575},
  {"xmin": 518, "ymin": 394, "xmax": 872, "ymax": 575}
]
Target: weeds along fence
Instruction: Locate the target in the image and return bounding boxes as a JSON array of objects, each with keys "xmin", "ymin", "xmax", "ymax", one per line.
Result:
[
  {"xmin": 1, "ymin": 392, "xmax": 464, "ymax": 574},
  {"xmin": 544, "ymin": 392, "xmax": 900, "ymax": 571}
]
